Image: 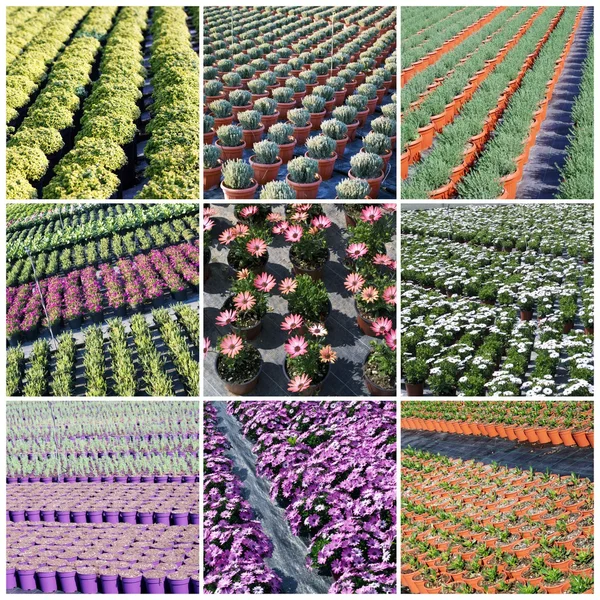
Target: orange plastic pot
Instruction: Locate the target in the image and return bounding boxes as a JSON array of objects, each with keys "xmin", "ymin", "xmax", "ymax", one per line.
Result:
[
  {"xmin": 431, "ymin": 111, "xmax": 446, "ymax": 133},
  {"xmin": 203, "ymin": 164, "xmax": 222, "ymax": 191},
  {"xmin": 572, "ymin": 431, "xmax": 590, "ymax": 447},
  {"xmin": 260, "ymin": 111, "xmax": 280, "ymax": 132},
  {"xmin": 305, "ymin": 151, "xmax": 337, "ymax": 181},
  {"xmin": 249, "ymin": 156, "xmax": 282, "ymax": 185},
  {"xmin": 417, "ymin": 122, "xmax": 435, "ymax": 149},
  {"xmin": 277, "ymin": 139, "xmax": 297, "ymax": 163},
  {"xmin": 548, "ymin": 428, "xmax": 563, "ymax": 445},
  {"xmin": 401, "ymin": 151, "xmax": 409, "ymax": 179},
  {"xmin": 216, "ymin": 139, "xmax": 246, "ymax": 161},
  {"xmin": 500, "ymin": 169, "xmax": 520, "ymax": 199},
  {"xmin": 308, "ymin": 110, "xmax": 326, "ymax": 131},
  {"xmin": 559, "ymin": 429, "xmax": 576, "ymax": 447},
  {"xmin": 220, "ymin": 180, "xmax": 259, "ymax": 200},
  {"xmin": 241, "ymin": 125, "xmax": 265, "ymax": 147},
  {"xmin": 429, "ymin": 181, "xmax": 455, "ymax": 199},
  {"xmin": 291, "ymin": 123, "xmax": 311, "ymax": 146},
  {"xmin": 285, "ymin": 173, "xmax": 322, "ymax": 199}
]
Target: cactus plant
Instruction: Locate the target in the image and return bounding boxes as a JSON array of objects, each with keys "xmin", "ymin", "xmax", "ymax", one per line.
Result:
[
  {"xmin": 203, "ymin": 144, "xmax": 222, "ymax": 169},
  {"xmin": 363, "ymin": 132, "xmax": 391, "ymax": 155},
  {"xmin": 229, "ymin": 89, "xmax": 252, "ymax": 107},
  {"xmin": 210, "ymin": 99, "xmax": 233, "ymax": 118},
  {"xmin": 216, "ymin": 125, "xmax": 243, "ymax": 147},
  {"xmin": 350, "ymin": 152, "xmax": 384, "ymax": 179},
  {"xmin": 252, "ymin": 140, "xmax": 280, "ymax": 165},
  {"xmin": 272, "ymin": 87, "xmax": 294, "ymax": 103},
  {"xmin": 321, "ymin": 119, "xmax": 348, "ymax": 141},
  {"xmin": 221, "ymin": 159, "xmax": 254, "ymax": 189},
  {"xmin": 302, "ymin": 94, "xmax": 326, "ymax": 114},
  {"xmin": 288, "ymin": 108, "xmax": 311, "ymax": 127},
  {"xmin": 287, "ymin": 157, "xmax": 319, "ymax": 183},
  {"xmin": 267, "ymin": 123, "xmax": 294, "ymax": 145},
  {"xmin": 260, "ymin": 181, "xmax": 297, "ymax": 200},
  {"xmin": 336, "ymin": 178, "xmax": 371, "ymax": 199},
  {"xmin": 237, "ymin": 110, "xmax": 262, "ymax": 131},
  {"xmin": 306, "ymin": 135, "xmax": 336, "ymax": 159}
]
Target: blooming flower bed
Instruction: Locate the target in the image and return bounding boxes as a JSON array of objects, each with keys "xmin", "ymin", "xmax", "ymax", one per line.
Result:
[
  {"xmin": 6, "ymin": 400, "xmax": 199, "ymax": 594},
  {"xmin": 400, "ymin": 204, "xmax": 593, "ymax": 396},
  {"xmin": 402, "ymin": 445, "xmax": 594, "ymax": 594},
  {"xmin": 205, "ymin": 400, "xmax": 397, "ymax": 593}
]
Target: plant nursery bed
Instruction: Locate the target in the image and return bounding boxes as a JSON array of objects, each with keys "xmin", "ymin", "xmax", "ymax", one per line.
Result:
[
  {"xmin": 400, "ymin": 204, "xmax": 593, "ymax": 397},
  {"xmin": 203, "ymin": 203, "xmax": 397, "ymax": 396},
  {"xmin": 204, "ymin": 401, "xmax": 396, "ymax": 594}
]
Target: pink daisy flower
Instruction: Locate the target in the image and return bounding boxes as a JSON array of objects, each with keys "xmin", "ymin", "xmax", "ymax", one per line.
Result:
[
  {"xmin": 373, "ymin": 253, "xmax": 392, "ymax": 266},
  {"xmin": 388, "ymin": 260, "xmax": 397, "ymax": 270},
  {"xmin": 285, "ymin": 335, "xmax": 308, "ymax": 358},
  {"xmin": 291, "ymin": 211, "xmax": 309, "ymax": 222},
  {"xmin": 267, "ymin": 212, "xmax": 284, "ymax": 222},
  {"xmin": 319, "ymin": 345, "xmax": 337, "ymax": 363},
  {"xmin": 385, "ymin": 329, "xmax": 396, "ymax": 351},
  {"xmin": 360, "ymin": 206, "xmax": 383, "ymax": 224},
  {"xmin": 361, "ymin": 286, "xmax": 379, "ymax": 303},
  {"xmin": 344, "ymin": 272, "xmax": 365, "ymax": 293},
  {"xmin": 203, "ymin": 217, "xmax": 214, "ymax": 231},
  {"xmin": 308, "ymin": 323, "xmax": 327, "ymax": 337},
  {"xmin": 382, "ymin": 203, "xmax": 397, "ymax": 212},
  {"xmin": 234, "ymin": 223, "xmax": 250, "ymax": 237},
  {"xmin": 288, "ymin": 373, "xmax": 312, "ymax": 393},
  {"xmin": 218, "ymin": 228, "xmax": 236, "ymax": 245},
  {"xmin": 254, "ymin": 272, "xmax": 276, "ymax": 293},
  {"xmin": 236, "ymin": 268, "xmax": 251, "ymax": 280},
  {"xmin": 273, "ymin": 221, "xmax": 290, "ymax": 234},
  {"xmin": 284, "ymin": 225, "xmax": 303, "ymax": 243},
  {"xmin": 346, "ymin": 242, "xmax": 369, "ymax": 260},
  {"xmin": 311, "ymin": 215, "xmax": 332, "ymax": 230},
  {"xmin": 294, "ymin": 203, "xmax": 313, "ymax": 212},
  {"xmin": 246, "ymin": 238, "xmax": 267, "ymax": 257},
  {"xmin": 281, "ymin": 314, "xmax": 304, "ymax": 332},
  {"xmin": 371, "ymin": 317, "xmax": 393, "ymax": 336},
  {"xmin": 216, "ymin": 309, "xmax": 237, "ymax": 327},
  {"xmin": 240, "ymin": 206, "xmax": 259, "ymax": 218},
  {"xmin": 279, "ymin": 278, "xmax": 297, "ymax": 295},
  {"xmin": 203, "ymin": 337, "xmax": 211, "ymax": 357},
  {"xmin": 383, "ymin": 286, "xmax": 397, "ymax": 305},
  {"xmin": 203, "ymin": 207, "xmax": 217, "ymax": 217},
  {"xmin": 233, "ymin": 291, "xmax": 256, "ymax": 311},
  {"xmin": 220, "ymin": 334, "xmax": 243, "ymax": 358}
]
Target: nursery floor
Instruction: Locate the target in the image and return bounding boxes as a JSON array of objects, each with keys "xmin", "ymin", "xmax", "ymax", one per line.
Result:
[
  {"xmin": 203, "ymin": 203, "xmax": 396, "ymax": 397},
  {"xmin": 214, "ymin": 401, "xmax": 332, "ymax": 593},
  {"xmin": 401, "ymin": 429, "xmax": 594, "ymax": 480},
  {"xmin": 203, "ymin": 89, "xmax": 397, "ymax": 201}
]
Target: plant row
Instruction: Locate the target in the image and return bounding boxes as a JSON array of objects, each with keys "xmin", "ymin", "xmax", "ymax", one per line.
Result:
[
  {"xmin": 401, "ymin": 7, "xmax": 466, "ymax": 46},
  {"xmin": 7, "ymin": 202, "xmax": 198, "ymax": 262},
  {"xmin": 401, "ymin": 447, "xmax": 593, "ymax": 594},
  {"xmin": 557, "ymin": 33, "xmax": 593, "ymax": 199},
  {"xmin": 7, "ymin": 309, "xmax": 199, "ymax": 397},
  {"xmin": 7, "ymin": 244, "xmax": 199, "ymax": 341},
  {"xmin": 7, "ymin": 521, "xmax": 199, "ymax": 594}
]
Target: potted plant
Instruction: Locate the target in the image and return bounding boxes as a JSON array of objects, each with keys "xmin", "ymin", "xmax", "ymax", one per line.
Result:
[
  {"xmin": 217, "ymin": 269, "xmax": 275, "ymax": 339},
  {"xmin": 219, "ymin": 221, "xmax": 271, "ymax": 272},
  {"xmin": 349, "ymin": 152, "xmax": 385, "ymax": 198},
  {"xmin": 371, "ymin": 115, "xmax": 396, "ymax": 149},
  {"xmin": 249, "ymin": 140, "xmax": 282, "ymax": 185},
  {"xmin": 305, "ymin": 135, "xmax": 337, "ymax": 181},
  {"xmin": 286, "ymin": 157, "xmax": 322, "ymax": 199},
  {"xmin": 299, "ymin": 69, "xmax": 318, "ymax": 94},
  {"xmin": 203, "ymin": 114, "xmax": 215, "ymax": 145},
  {"xmin": 402, "ymin": 356, "xmax": 427, "ymax": 396},
  {"xmin": 302, "ymin": 94, "xmax": 327, "ymax": 130},
  {"xmin": 275, "ymin": 205, "xmax": 331, "ymax": 280},
  {"xmin": 326, "ymin": 76, "xmax": 347, "ymax": 106},
  {"xmin": 312, "ymin": 84, "xmax": 336, "ymax": 115},
  {"xmin": 203, "ymin": 144, "xmax": 222, "ymax": 191},
  {"xmin": 321, "ymin": 118, "xmax": 349, "ymax": 157},
  {"xmin": 205, "ymin": 79, "xmax": 225, "ymax": 104},
  {"xmin": 332, "ymin": 105, "xmax": 359, "ymax": 141},
  {"xmin": 280, "ymin": 274, "xmax": 330, "ymax": 329},
  {"xmin": 213, "ymin": 333, "xmax": 262, "ymax": 395},
  {"xmin": 346, "ymin": 94, "xmax": 369, "ymax": 127},
  {"xmin": 220, "ymin": 159, "xmax": 258, "ymax": 200},
  {"xmin": 285, "ymin": 76, "xmax": 307, "ymax": 107},
  {"xmin": 287, "ymin": 108, "xmax": 312, "ymax": 146},
  {"xmin": 222, "ymin": 72, "xmax": 243, "ymax": 98},
  {"xmin": 267, "ymin": 122, "xmax": 296, "ymax": 163},
  {"xmin": 259, "ymin": 180, "xmax": 297, "ymax": 199},
  {"xmin": 215, "ymin": 124, "xmax": 246, "ymax": 161},
  {"xmin": 253, "ymin": 97, "xmax": 279, "ymax": 132},
  {"xmin": 247, "ymin": 78, "xmax": 269, "ymax": 103},
  {"xmin": 272, "ymin": 86, "xmax": 296, "ymax": 121},
  {"xmin": 336, "ymin": 178, "xmax": 371, "ymax": 199},
  {"xmin": 362, "ymin": 131, "xmax": 393, "ymax": 169},
  {"xmin": 237, "ymin": 109, "xmax": 265, "ymax": 147},
  {"xmin": 209, "ymin": 99, "xmax": 233, "ymax": 128},
  {"xmin": 364, "ymin": 334, "xmax": 396, "ymax": 395}
]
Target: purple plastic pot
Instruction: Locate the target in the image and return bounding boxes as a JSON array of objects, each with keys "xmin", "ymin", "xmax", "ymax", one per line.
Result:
[
  {"xmin": 76, "ymin": 476, "xmax": 86, "ymax": 482},
  {"xmin": 28, "ymin": 476, "xmax": 40, "ymax": 483},
  {"xmin": 154, "ymin": 512, "xmax": 170, "ymax": 525},
  {"xmin": 99, "ymin": 574, "xmax": 118, "ymax": 594},
  {"xmin": 143, "ymin": 574, "xmax": 165, "ymax": 594},
  {"xmin": 41, "ymin": 510, "xmax": 56, "ymax": 522},
  {"xmin": 7, "ymin": 567, "xmax": 16, "ymax": 589},
  {"xmin": 154, "ymin": 475, "xmax": 168, "ymax": 483},
  {"xmin": 40, "ymin": 476, "xmax": 53, "ymax": 483},
  {"xmin": 16, "ymin": 568, "xmax": 37, "ymax": 591},
  {"xmin": 57, "ymin": 510, "xmax": 71, "ymax": 523},
  {"xmin": 121, "ymin": 575, "xmax": 142, "ymax": 594},
  {"xmin": 115, "ymin": 476, "xmax": 128, "ymax": 483},
  {"xmin": 169, "ymin": 475, "xmax": 182, "ymax": 483},
  {"xmin": 71, "ymin": 510, "xmax": 87, "ymax": 523},
  {"xmin": 77, "ymin": 572, "xmax": 98, "ymax": 593},
  {"xmin": 137, "ymin": 511, "xmax": 153, "ymax": 524},
  {"xmin": 101, "ymin": 476, "xmax": 114, "ymax": 483},
  {"xmin": 141, "ymin": 476, "xmax": 154, "ymax": 483},
  {"xmin": 120, "ymin": 511, "xmax": 137, "ymax": 524},
  {"xmin": 65, "ymin": 476, "xmax": 77, "ymax": 483},
  {"xmin": 7, "ymin": 477, "xmax": 18, "ymax": 484},
  {"xmin": 87, "ymin": 510, "xmax": 103, "ymax": 523},
  {"xmin": 88, "ymin": 476, "xmax": 102, "ymax": 483},
  {"xmin": 9, "ymin": 510, "xmax": 25, "ymax": 522},
  {"xmin": 189, "ymin": 512, "xmax": 200, "ymax": 525},
  {"xmin": 167, "ymin": 576, "xmax": 190, "ymax": 594},
  {"xmin": 26, "ymin": 510, "xmax": 41, "ymax": 522},
  {"xmin": 37, "ymin": 571, "xmax": 58, "ymax": 593},
  {"xmin": 103, "ymin": 510, "xmax": 120, "ymax": 524},
  {"xmin": 182, "ymin": 475, "xmax": 196, "ymax": 483},
  {"xmin": 127, "ymin": 476, "xmax": 141, "ymax": 483},
  {"xmin": 191, "ymin": 577, "xmax": 200, "ymax": 593},
  {"xmin": 171, "ymin": 512, "xmax": 189, "ymax": 526}
]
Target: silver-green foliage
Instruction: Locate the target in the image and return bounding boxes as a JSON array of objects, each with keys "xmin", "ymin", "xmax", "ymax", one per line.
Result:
[{"xmin": 222, "ymin": 159, "xmax": 254, "ymax": 189}]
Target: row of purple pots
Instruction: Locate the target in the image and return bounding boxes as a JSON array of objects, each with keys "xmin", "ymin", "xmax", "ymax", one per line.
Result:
[
  {"xmin": 7, "ymin": 475, "xmax": 200, "ymax": 484},
  {"xmin": 8, "ymin": 510, "xmax": 200, "ymax": 526},
  {"xmin": 8, "ymin": 568, "xmax": 199, "ymax": 594},
  {"xmin": 24, "ymin": 449, "xmax": 198, "ymax": 460}
]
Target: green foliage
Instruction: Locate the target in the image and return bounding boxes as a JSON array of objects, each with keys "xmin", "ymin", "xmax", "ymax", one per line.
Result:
[
  {"xmin": 299, "ymin": 70, "xmax": 317, "ymax": 84},
  {"xmin": 247, "ymin": 79, "xmax": 267, "ymax": 94},
  {"xmin": 209, "ymin": 99, "xmax": 233, "ymax": 118},
  {"xmin": 260, "ymin": 180, "xmax": 297, "ymax": 199},
  {"xmin": 285, "ymin": 77, "xmax": 306, "ymax": 93},
  {"xmin": 306, "ymin": 135, "xmax": 336, "ymax": 159},
  {"xmin": 222, "ymin": 72, "xmax": 241, "ymax": 87},
  {"xmin": 272, "ymin": 86, "xmax": 294, "ymax": 103},
  {"xmin": 321, "ymin": 119, "xmax": 348, "ymax": 141},
  {"xmin": 312, "ymin": 85, "xmax": 335, "ymax": 101},
  {"xmin": 287, "ymin": 156, "xmax": 319, "ymax": 183},
  {"xmin": 204, "ymin": 80, "xmax": 223, "ymax": 96},
  {"xmin": 336, "ymin": 178, "xmax": 371, "ymax": 199},
  {"xmin": 203, "ymin": 144, "xmax": 222, "ymax": 169},
  {"xmin": 252, "ymin": 140, "xmax": 280, "ymax": 165},
  {"xmin": 371, "ymin": 116, "xmax": 396, "ymax": 137},
  {"xmin": 221, "ymin": 159, "xmax": 254, "ymax": 189},
  {"xmin": 237, "ymin": 109, "xmax": 262, "ymax": 131},
  {"xmin": 287, "ymin": 108, "xmax": 311, "ymax": 127},
  {"xmin": 285, "ymin": 274, "xmax": 329, "ymax": 322},
  {"xmin": 203, "ymin": 114, "xmax": 214, "ymax": 132},
  {"xmin": 363, "ymin": 132, "xmax": 391, "ymax": 155},
  {"xmin": 350, "ymin": 152, "xmax": 384, "ymax": 179},
  {"xmin": 216, "ymin": 124, "xmax": 243, "ymax": 147},
  {"xmin": 228, "ymin": 89, "xmax": 251, "ymax": 107},
  {"xmin": 332, "ymin": 105, "xmax": 357, "ymax": 125},
  {"xmin": 267, "ymin": 122, "xmax": 294, "ymax": 145},
  {"xmin": 253, "ymin": 97, "xmax": 278, "ymax": 116},
  {"xmin": 302, "ymin": 94, "xmax": 326, "ymax": 114}
]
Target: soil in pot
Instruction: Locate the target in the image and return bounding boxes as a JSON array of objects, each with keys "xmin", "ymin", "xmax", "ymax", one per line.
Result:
[
  {"xmin": 289, "ymin": 245, "xmax": 329, "ymax": 280},
  {"xmin": 216, "ymin": 346, "xmax": 262, "ymax": 395},
  {"xmin": 364, "ymin": 352, "xmax": 396, "ymax": 396}
]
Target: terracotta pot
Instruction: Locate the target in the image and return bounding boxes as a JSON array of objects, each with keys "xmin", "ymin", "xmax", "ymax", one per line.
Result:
[
  {"xmin": 260, "ymin": 111, "xmax": 280, "ymax": 132},
  {"xmin": 285, "ymin": 173, "xmax": 321, "ymax": 199},
  {"xmin": 366, "ymin": 97, "xmax": 377, "ymax": 115},
  {"xmin": 534, "ymin": 427, "xmax": 551, "ymax": 444},
  {"xmin": 406, "ymin": 382, "xmax": 424, "ymax": 396},
  {"xmin": 333, "ymin": 136, "xmax": 349, "ymax": 157},
  {"xmin": 241, "ymin": 125, "xmax": 265, "ymax": 147},
  {"xmin": 346, "ymin": 120, "xmax": 359, "ymax": 141},
  {"xmin": 213, "ymin": 115, "xmax": 234, "ymax": 129},
  {"xmin": 559, "ymin": 429, "xmax": 576, "ymax": 446},
  {"xmin": 548, "ymin": 428, "xmax": 563, "ymax": 445},
  {"xmin": 251, "ymin": 92, "xmax": 269, "ymax": 104},
  {"xmin": 203, "ymin": 163, "xmax": 222, "ymax": 191},
  {"xmin": 417, "ymin": 122, "xmax": 435, "ymax": 148},
  {"xmin": 293, "ymin": 90, "xmax": 307, "ymax": 107},
  {"xmin": 220, "ymin": 180, "xmax": 258, "ymax": 200},
  {"xmin": 401, "ymin": 151, "xmax": 409, "ymax": 180},
  {"xmin": 572, "ymin": 431, "xmax": 590, "ymax": 447},
  {"xmin": 305, "ymin": 151, "xmax": 337, "ymax": 181},
  {"xmin": 276, "ymin": 100, "xmax": 296, "ymax": 121},
  {"xmin": 291, "ymin": 123, "xmax": 311, "ymax": 146},
  {"xmin": 431, "ymin": 111, "xmax": 446, "ymax": 133},
  {"xmin": 429, "ymin": 181, "xmax": 454, "ymax": 199},
  {"xmin": 215, "ymin": 139, "xmax": 246, "ymax": 161},
  {"xmin": 500, "ymin": 169, "xmax": 520, "ymax": 198},
  {"xmin": 249, "ymin": 155, "xmax": 282, "ymax": 185},
  {"xmin": 232, "ymin": 104, "xmax": 253, "ymax": 121},
  {"xmin": 363, "ymin": 352, "xmax": 396, "ymax": 396},
  {"xmin": 586, "ymin": 431, "xmax": 593, "ymax": 447},
  {"xmin": 203, "ymin": 131, "xmax": 215, "ymax": 145},
  {"xmin": 505, "ymin": 426, "xmax": 517, "ymax": 441},
  {"xmin": 277, "ymin": 139, "xmax": 297, "ymax": 163},
  {"xmin": 308, "ymin": 110, "xmax": 326, "ymax": 130},
  {"xmin": 520, "ymin": 309, "xmax": 533, "ymax": 321},
  {"xmin": 348, "ymin": 168, "xmax": 384, "ymax": 198},
  {"xmin": 407, "ymin": 136, "xmax": 422, "ymax": 163},
  {"xmin": 524, "ymin": 427, "xmax": 539, "ymax": 444}
]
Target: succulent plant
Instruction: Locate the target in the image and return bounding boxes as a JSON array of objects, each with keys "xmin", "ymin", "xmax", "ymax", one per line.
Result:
[
  {"xmin": 287, "ymin": 156, "xmax": 319, "ymax": 183},
  {"xmin": 222, "ymin": 72, "xmax": 242, "ymax": 87},
  {"xmin": 209, "ymin": 99, "xmax": 233, "ymax": 118},
  {"xmin": 203, "ymin": 144, "xmax": 222, "ymax": 169},
  {"xmin": 272, "ymin": 87, "xmax": 294, "ymax": 103},
  {"xmin": 312, "ymin": 62, "xmax": 329, "ymax": 75},
  {"xmin": 252, "ymin": 140, "xmax": 280, "ymax": 165},
  {"xmin": 259, "ymin": 71, "xmax": 277, "ymax": 86},
  {"xmin": 287, "ymin": 108, "xmax": 311, "ymax": 127},
  {"xmin": 285, "ymin": 77, "xmax": 306, "ymax": 93},
  {"xmin": 260, "ymin": 180, "xmax": 297, "ymax": 200},
  {"xmin": 312, "ymin": 85, "xmax": 335, "ymax": 101},
  {"xmin": 221, "ymin": 159, "xmax": 254, "ymax": 189},
  {"xmin": 228, "ymin": 89, "xmax": 252, "ymax": 107},
  {"xmin": 332, "ymin": 105, "xmax": 358, "ymax": 125},
  {"xmin": 350, "ymin": 152, "xmax": 384, "ymax": 179},
  {"xmin": 299, "ymin": 70, "xmax": 317, "ymax": 84},
  {"xmin": 267, "ymin": 123, "xmax": 294, "ymax": 145},
  {"xmin": 288, "ymin": 57, "xmax": 305, "ymax": 71},
  {"xmin": 216, "ymin": 125, "xmax": 243, "ymax": 147},
  {"xmin": 338, "ymin": 68, "xmax": 357, "ymax": 83},
  {"xmin": 203, "ymin": 114, "xmax": 215, "ymax": 133},
  {"xmin": 321, "ymin": 119, "xmax": 348, "ymax": 141},
  {"xmin": 253, "ymin": 97, "xmax": 278, "ymax": 116},
  {"xmin": 204, "ymin": 80, "xmax": 223, "ymax": 97},
  {"xmin": 346, "ymin": 94, "xmax": 368, "ymax": 112},
  {"xmin": 204, "ymin": 67, "xmax": 218, "ymax": 80},
  {"xmin": 326, "ymin": 76, "xmax": 345, "ymax": 91},
  {"xmin": 247, "ymin": 79, "xmax": 268, "ymax": 95},
  {"xmin": 306, "ymin": 135, "xmax": 336, "ymax": 159},
  {"xmin": 237, "ymin": 110, "xmax": 262, "ymax": 131},
  {"xmin": 336, "ymin": 178, "xmax": 371, "ymax": 199},
  {"xmin": 273, "ymin": 64, "xmax": 292, "ymax": 78},
  {"xmin": 371, "ymin": 116, "xmax": 396, "ymax": 137},
  {"xmin": 357, "ymin": 83, "xmax": 378, "ymax": 100},
  {"xmin": 235, "ymin": 64, "xmax": 256, "ymax": 79},
  {"xmin": 363, "ymin": 132, "xmax": 391, "ymax": 155},
  {"xmin": 302, "ymin": 94, "xmax": 326, "ymax": 114}
]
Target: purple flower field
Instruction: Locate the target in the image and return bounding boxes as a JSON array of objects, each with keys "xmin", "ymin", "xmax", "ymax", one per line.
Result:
[{"xmin": 204, "ymin": 400, "xmax": 397, "ymax": 594}]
